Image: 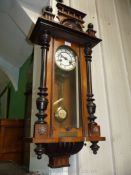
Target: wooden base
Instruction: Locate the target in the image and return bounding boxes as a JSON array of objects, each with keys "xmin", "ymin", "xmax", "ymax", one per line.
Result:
[
  {"xmin": 48, "ymin": 156, "xmax": 70, "ymax": 168},
  {"xmin": 34, "ymin": 142, "xmax": 84, "ymax": 168},
  {"xmin": 87, "ymin": 136, "xmax": 106, "ymax": 142}
]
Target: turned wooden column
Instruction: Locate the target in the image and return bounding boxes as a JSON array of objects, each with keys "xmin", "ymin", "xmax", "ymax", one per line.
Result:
[
  {"xmin": 84, "ymin": 45, "xmax": 100, "ymax": 154},
  {"xmin": 35, "ymin": 30, "xmax": 51, "ymax": 159}
]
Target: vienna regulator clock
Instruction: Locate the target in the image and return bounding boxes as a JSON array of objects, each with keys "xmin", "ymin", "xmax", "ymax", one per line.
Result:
[{"xmin": 28, "ymin": 0, "xmax": 105, "ymax": 168}]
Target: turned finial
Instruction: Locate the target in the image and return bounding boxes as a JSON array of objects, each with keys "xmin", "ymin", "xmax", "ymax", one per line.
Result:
[
  {"xmin": 87, "ymin": 23, "xmax": 96, "ymax": 37},
  {"xmin": 42, "ymin": 6, "xmax": 55, "ymax": 21},
  {"xmin": 42, "ymin": 6, "xmax": 53, "ymax": 14},
  {"xmin": 88, "ymin": 23, "xmax": 94, "ymax": 30},
  {"xmin": 56, "ymin": 0, "xmax": 63, "ymax": 3},
  {"xmin": 45, "ymin": 6, "xmax": 53, "ymax": 13}
]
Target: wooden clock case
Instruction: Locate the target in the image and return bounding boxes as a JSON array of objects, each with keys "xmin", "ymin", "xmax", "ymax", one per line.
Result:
[{"xmin": 28, "ymin": 1, "xmax": 105, "ymax": 168}]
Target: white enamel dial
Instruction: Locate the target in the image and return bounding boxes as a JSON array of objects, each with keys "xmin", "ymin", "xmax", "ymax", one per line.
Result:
[{"xmin": 55, "ymin": 46, "xmax": 77, "ymax": 71}]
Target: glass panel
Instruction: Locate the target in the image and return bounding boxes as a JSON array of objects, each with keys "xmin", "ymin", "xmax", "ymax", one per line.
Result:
[{"xmin": 53, "ymin": 45, "xmax": 82, "ymax": 129}]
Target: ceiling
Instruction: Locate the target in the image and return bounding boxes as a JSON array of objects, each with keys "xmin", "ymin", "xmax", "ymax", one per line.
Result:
[
  {"xmin": 19, "ymin": 0, "xmax": 50, "ymax": 14},
  {"xmin": 0, "ymin": 0, "xmax": 49, "ymax": 92},
  {"xmin": 0, "ymin": 12, "xmax": 32, "ymax": 68}
]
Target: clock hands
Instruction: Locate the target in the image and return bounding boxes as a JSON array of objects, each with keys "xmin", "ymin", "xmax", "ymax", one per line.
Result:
[
  {"xmin": 60, "ymin": 53, "xmax": 68, "ymax": 60},
  {"xmin": 59, "ymin": 53, "xmax": 75, "ymax": 66},
  {"xmin": 60, "ymin": 53, "xmax": 68, "ymax": 61}
]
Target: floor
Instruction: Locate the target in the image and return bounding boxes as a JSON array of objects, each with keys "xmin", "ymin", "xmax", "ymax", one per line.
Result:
[{"xmin": 0, "ymin": 161, "xmax": 38, "ymax": 175}]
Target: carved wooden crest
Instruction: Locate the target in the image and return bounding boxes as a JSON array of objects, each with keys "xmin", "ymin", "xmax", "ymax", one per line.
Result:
[{"xmin": 56, "ymin": 2, "xmax": 86, "ymax": 31}]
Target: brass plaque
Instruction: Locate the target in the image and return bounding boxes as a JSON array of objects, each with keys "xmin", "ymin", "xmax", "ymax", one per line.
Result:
[{"xmin": 59, "ymin": 132, "xmax": 77, "ymax": 137}]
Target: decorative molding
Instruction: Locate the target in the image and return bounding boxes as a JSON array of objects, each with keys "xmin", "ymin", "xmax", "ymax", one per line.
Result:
[{"xmin": 56, "ymin": 2, "xmax": 86, "ymax": 31}]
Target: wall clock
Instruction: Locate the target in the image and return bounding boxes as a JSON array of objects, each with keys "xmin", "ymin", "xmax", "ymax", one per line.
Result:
[{"xmin": 28, "ymin": 0, "xmax": 105, "ymax": 168}]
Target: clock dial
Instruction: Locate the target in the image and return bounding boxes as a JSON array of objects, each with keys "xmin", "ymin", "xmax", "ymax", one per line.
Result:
[{"xmin": 55, "ymin": 45, "xmax": 77, "ymax": 71}]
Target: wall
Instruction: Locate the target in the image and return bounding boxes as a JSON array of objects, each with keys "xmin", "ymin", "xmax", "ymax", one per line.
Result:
[
  {"xmin": 69, "ymin": 0, "xmax": 131, "ymax": 175},
  {"xmin": 30, "ymin": 0, "xmax": 131, "ymax": 175},
  {"xmin": 8, "ymin": 55, "xmax": 33, "ymax": 119}
]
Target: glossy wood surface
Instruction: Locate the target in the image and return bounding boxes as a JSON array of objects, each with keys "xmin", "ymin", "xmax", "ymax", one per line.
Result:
[
  {"xmin": 29, "ymin": 1, "xmax": 105, "ymax": 168},
  {"xmin": 30, "ymin": 18, "xmax": 101, "ymax": 48},
  {"xmin": 32, "ymin": 38, "xmax": 88, "ymax": 142},
  {"xmin": 0, "ymin": 119, "xmax": 24, "ymax": 165}
]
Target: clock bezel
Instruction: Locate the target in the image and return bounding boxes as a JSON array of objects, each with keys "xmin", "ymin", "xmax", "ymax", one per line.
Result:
[{"xmin": 55, "ymin": 45, "xmax": 77, "ymax": 71}]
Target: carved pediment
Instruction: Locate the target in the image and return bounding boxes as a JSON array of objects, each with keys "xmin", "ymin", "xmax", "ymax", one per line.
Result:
[{"xmin": 56, "ymin": 2, "xmax": 86, "ymax": 31}]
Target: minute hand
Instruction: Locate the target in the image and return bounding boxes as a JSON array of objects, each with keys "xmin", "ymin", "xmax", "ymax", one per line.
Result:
[{"xmin": 61, "ymin": 53, "xmax": 68, "ymax": 60}]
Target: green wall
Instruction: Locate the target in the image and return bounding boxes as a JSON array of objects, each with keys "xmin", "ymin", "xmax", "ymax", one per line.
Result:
[{"xmin": 8, "ymin": 55, "xmax": 33, "ymax": 119}]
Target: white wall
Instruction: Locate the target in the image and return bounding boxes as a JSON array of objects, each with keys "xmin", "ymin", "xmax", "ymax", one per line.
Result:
[
  {"xmin": 70, "ymin": 0, "xmax": 131, "ymax": 175},
  {"xmin": 30, "ymin": 0, "xmax": 131, "ymax": 174}
]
